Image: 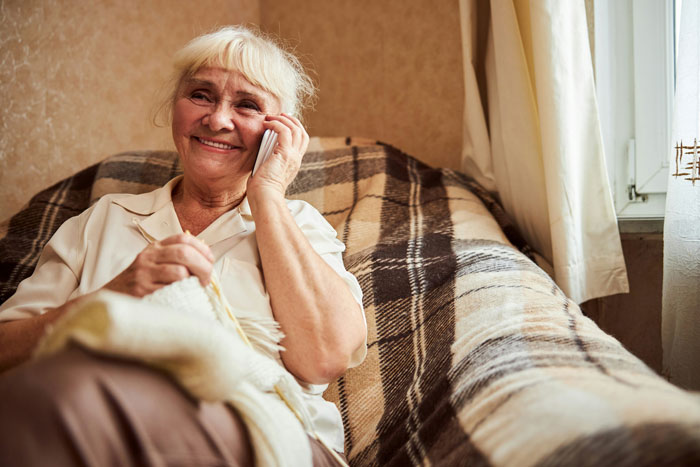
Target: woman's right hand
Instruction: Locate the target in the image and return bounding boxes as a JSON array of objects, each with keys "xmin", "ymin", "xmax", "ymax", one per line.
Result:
[{"xmin": 104, "ymin": 233, "xmax": 214, "ymax": 298}]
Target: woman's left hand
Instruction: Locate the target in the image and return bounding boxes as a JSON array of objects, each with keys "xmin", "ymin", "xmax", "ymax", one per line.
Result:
[{"xmin": 247, "ymin": 113, "xmax": 309, "ymax": 199}]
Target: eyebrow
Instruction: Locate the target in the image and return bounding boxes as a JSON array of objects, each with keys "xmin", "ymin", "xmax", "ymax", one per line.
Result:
[
  {"xmin": 183, "ymin": 78, "xmax": 215, "ymax": 88},
  {"xmin": 183, "ymin": 78, "xmax": 267, "ymax": 101}
]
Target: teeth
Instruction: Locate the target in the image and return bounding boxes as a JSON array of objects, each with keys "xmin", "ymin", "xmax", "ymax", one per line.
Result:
[{"xmin": 197, "ymin": 137, "xmax": 235, "ymax": 150}]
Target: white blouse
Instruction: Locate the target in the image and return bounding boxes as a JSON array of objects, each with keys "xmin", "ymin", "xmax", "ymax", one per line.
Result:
[{"xmin": 0, "ymin": 175, "xmax": 366, "ymax": 452}]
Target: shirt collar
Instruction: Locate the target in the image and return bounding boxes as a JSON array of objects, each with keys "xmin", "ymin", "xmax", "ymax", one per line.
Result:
[
  {"xmin": 197, "ymin": 201, "xmax": 248, "ymax": 246},
  {"xmin": 111, "ymin": 176, "xmax": 183, "ymax": 216},
  {"xmin": 112, "ymin": 175, "xmax": 249, "ymax": 245}
]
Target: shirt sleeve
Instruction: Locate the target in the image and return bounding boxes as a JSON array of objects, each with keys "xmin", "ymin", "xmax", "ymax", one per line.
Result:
[
  {"xmin": 289, "ymin": 200, "xmax": 367, "ymax": 368},
  {"xmin": 0, "ymin": 212, "xmax": 86, "ymax": 321}
]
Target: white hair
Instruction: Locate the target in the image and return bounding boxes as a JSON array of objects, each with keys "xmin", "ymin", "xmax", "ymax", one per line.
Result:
[{"xmin": 157, "ymin": 25, "xmax": 315, "ymax": 123}]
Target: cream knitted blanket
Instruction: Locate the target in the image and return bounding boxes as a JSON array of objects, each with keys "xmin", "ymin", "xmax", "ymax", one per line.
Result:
[{"xmin": 35, "ymin": 278, "xmax": 313, "ymax": 466}]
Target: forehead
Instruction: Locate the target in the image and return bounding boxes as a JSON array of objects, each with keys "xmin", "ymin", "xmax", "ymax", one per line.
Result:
[{"xmin": 183, "ymin": 67, "xmax": 280, "ymax": 109}]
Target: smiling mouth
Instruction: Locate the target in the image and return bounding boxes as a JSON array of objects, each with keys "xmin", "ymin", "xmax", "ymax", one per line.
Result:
[{"xmin": 194, "ymin": 136, "xmax": 237, "ymax": 150}]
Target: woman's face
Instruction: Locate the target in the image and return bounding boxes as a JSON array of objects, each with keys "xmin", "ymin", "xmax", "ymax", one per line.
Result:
[{"xmin": 172, "ymin": 67, "xmax": 281, "ymax": 185}]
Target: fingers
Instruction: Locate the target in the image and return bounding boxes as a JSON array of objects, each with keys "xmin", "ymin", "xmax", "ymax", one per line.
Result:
[
  {"xmin": 254, "ymin": 114, "xmax": 308, "ymax": 190},
  {"xmin": 151, "ymin": 233, "xmax": 213, "ymax": 286},
  {"xmin": 159, "ymin": 233, "xmax": 214, "ymax": 262},
  {"xmin": 153, "ymin": 263, "xmax": 190, "ymax": 285},
  {"xmin": 105, "ymin": 233, "xmax": 215, "ymax": 298},
  {"xmin": 263, "ymin": 113, "xmax": 309, "ymax": 156}
]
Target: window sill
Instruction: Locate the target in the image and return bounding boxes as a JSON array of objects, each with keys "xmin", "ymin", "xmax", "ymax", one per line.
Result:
[{"xmin": 618, "ymin": 217, "xmax": 664, "ymax": 234}]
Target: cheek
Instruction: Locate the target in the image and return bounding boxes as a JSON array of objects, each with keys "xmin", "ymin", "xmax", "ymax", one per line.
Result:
[
  {"xmin": 171, "ymin": 102, "xmax": 199, "ymax": 139},
  {"xmin": 171, "ymin": 118, "xmax": 183, "ymax": 143},
  {"xmin": 239, "ymin": 118, "xmax": 267, "ymax": 147}
]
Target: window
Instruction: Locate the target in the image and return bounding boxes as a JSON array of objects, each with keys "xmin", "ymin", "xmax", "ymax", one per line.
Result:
[{"xmin": 593, "ymin": 0, "xmax": 676, "ymax": 219}]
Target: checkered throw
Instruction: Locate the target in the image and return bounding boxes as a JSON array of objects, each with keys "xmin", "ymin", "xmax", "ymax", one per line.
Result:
[{"xmin": 2, "ymin": 137, "xmax": 700, "ymax": 466}]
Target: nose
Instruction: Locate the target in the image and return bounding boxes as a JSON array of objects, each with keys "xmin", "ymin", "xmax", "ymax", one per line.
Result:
[{"xmin": 204, "ymin": 103, "xmax": 235, "ymax": 132}]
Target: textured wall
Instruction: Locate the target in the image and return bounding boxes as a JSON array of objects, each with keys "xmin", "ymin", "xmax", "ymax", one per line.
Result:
[
  {"xmin": 2, "ymin": 0, "xmax": 463, "ymax": 219},
  {"xmin": 0, "ymin": 0, "xmax": 259, "ymax": 219},
  {"xmin": 260, "ymin": 0, "xmax": 464, "ymax": 172},
  {"xmin": 582, "ymin": 234, "xmax": 663, "ymax": 374}
]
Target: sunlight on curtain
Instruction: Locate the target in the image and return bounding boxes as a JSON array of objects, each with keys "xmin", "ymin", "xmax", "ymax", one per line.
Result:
[
  {"xmin": 458, "ymin": 0, "xmax": 628, "ymax": 303},
  {"xmin": 662, "ymin": 0, "xmax": 700, "ymax": 390}
]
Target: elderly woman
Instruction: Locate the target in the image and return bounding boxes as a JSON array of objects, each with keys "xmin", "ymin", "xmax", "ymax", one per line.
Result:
[{"xmin": 0, "ymin": 26, "xmax": 366, "ymax": 465}]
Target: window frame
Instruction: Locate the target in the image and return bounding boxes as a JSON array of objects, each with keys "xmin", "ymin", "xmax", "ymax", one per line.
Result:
[{"xmin": 593, "ymin": 0, "xmax": 675, "ymax": 219}]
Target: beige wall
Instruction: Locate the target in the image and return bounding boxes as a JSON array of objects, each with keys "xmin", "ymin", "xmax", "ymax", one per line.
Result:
[
  {"xmin": 260, "ymin": 0, "xmax": 464, "ymax": 173},
  {"xmin": 1, "ymin": 0, "xmax": 463, "ymax": 219},
  {"xmin": 0, "ymin": 0, "xmax": 260, "ymax": 219}
]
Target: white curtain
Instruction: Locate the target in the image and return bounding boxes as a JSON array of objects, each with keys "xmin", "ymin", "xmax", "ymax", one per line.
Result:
[
  {"xmin": 459, "ymin": 0, "xmax": 629, "ymax": 303},
  {"xmin": 662, "ymin": 0, "xmax": 700, "ymax": 390}
]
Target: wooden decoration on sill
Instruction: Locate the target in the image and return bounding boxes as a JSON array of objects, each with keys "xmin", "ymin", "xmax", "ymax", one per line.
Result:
[{"xmin": 673, "ymin": 139, "xmax": 700, "ymax": 185}]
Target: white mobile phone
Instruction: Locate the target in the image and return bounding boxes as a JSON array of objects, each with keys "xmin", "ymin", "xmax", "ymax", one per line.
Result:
[{"xmin": 252, "ymin": 129, "xmax": 278, "ymax": 175}]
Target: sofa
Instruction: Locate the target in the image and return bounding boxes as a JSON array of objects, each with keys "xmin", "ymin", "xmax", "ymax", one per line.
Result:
[{"xmin": 1, "ymin": 137, "xmax": 700, "ymax": 466}]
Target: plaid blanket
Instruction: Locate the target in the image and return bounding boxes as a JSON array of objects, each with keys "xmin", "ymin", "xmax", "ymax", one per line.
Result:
[{"xmin": 2, "ymin": 137, "xmax": 700, "ymax": 466}]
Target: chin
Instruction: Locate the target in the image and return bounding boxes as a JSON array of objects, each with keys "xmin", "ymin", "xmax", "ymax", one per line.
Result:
[{"xmin": 186, "ymin": 161, "xmax": 251, "ymax": 183}]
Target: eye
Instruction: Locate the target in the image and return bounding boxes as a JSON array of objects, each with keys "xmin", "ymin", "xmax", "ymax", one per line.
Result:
[
  {"xmin": 237, "ymin": 100, "xmax": 261, "ymax": 112},
  {"xmin": 188, "ymin": 91, "xmax": 213, "ymax": 105}
]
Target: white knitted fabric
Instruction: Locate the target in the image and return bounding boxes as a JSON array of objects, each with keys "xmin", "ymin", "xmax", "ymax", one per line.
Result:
[
  {"xmin": 143, "ymin": 276, "xmax": 285, "ymax": 358},
  {"xmin": 35, "ymin": 283, "xmax": 313, "ymax": 467},
  {"xmin": 143, "ymin": 276, "xmax": 219, "ymax": 321}
]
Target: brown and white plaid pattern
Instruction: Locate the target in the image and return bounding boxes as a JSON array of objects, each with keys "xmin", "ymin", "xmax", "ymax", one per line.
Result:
[{"xmin": 2, "ymin": 138, "xmax": 700, "ymax": 466}]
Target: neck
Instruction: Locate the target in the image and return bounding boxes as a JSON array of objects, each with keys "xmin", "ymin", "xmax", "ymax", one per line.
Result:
[{"xmin": 172, "ymin": 176, "xmax": 247, "ymax": 235}]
